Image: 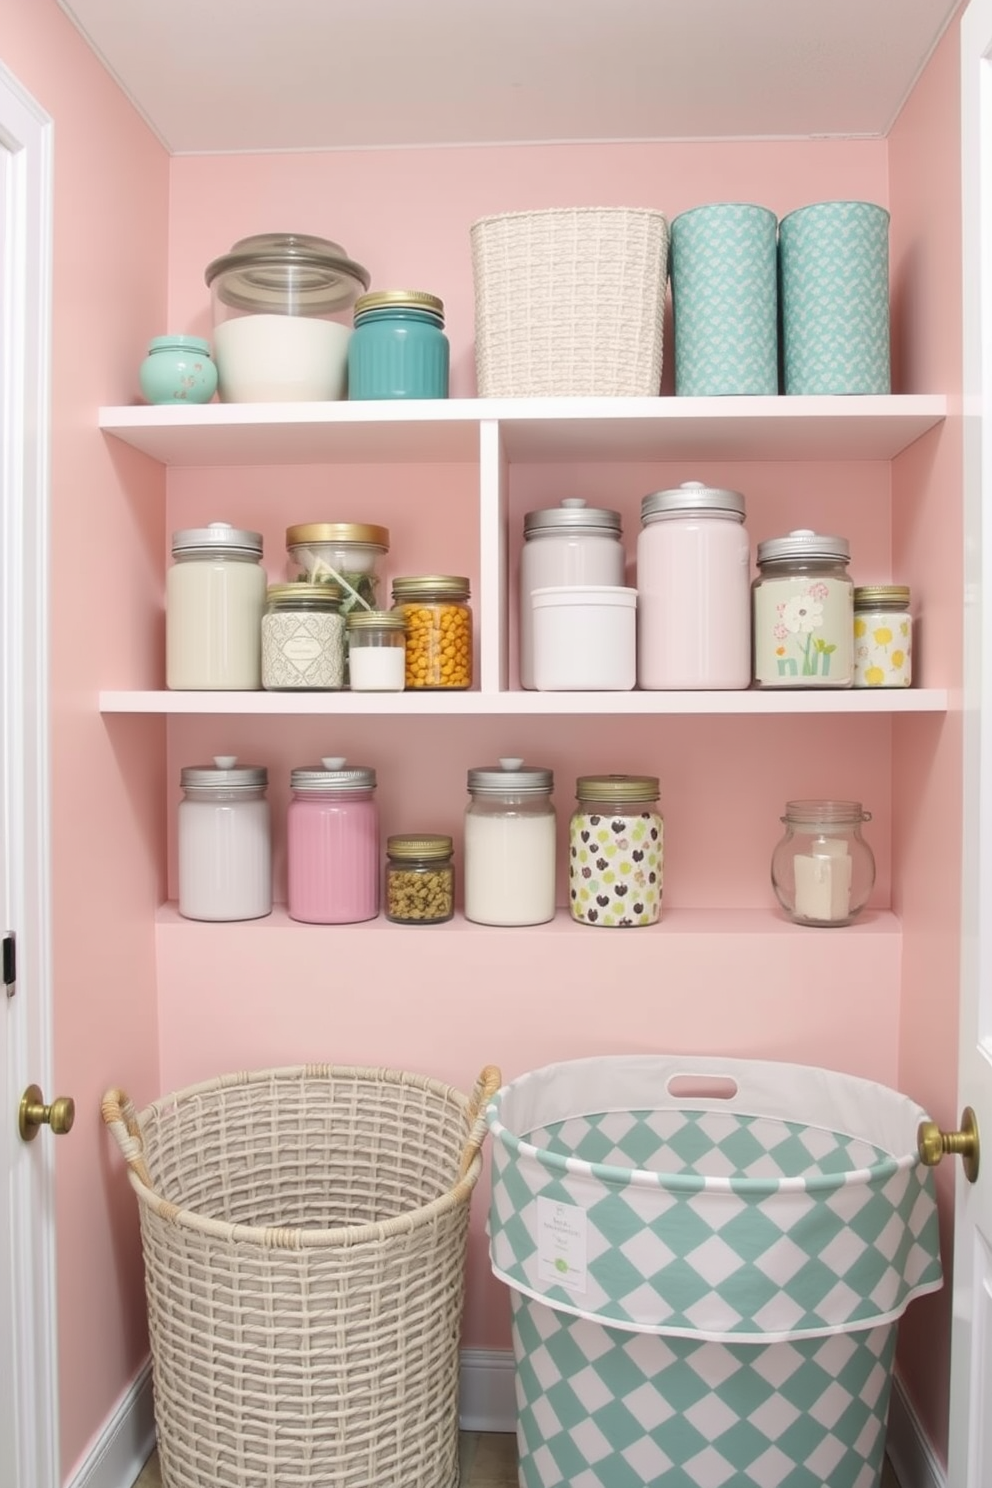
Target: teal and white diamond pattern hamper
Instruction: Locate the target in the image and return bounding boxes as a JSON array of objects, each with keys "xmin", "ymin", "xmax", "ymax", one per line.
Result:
[{"xmin": 486, "ymin": 1056, "xmax": 942, "ymax": 1488}]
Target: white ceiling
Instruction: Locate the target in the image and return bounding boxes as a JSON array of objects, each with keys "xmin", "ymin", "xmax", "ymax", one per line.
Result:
[{"xmin": 56, "ymin": 0, "xmax": 960, "ymax": 156}]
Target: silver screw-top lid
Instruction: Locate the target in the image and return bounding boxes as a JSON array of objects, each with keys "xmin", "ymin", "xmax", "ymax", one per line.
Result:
[
  {"xmin": 467, "ymin": 757, "xmax": 554, "ymax": 794},
  {"xmin": 756, "ymin": 528, "xmax": 851, "ymax": 564},
  {"xmin": 181, "ymin": 755, "xmax": 268, "ymax": 789},
  {"xmin": 641, "ymin": 481, "xmax": 746, "ymax": 521},
  {"xmin": 290, "ymin": 756, "xmax": 377, "ymax": 792},
  {"xmin": 524, "ymin": 498, "xmax": 622, "ymax": 538},
  {"xmin": 172, "ymin": 522, "xmax": 263, "ymax": 558}
]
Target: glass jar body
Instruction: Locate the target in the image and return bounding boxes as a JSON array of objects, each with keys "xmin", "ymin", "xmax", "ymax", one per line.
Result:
[
  {"xmin": 178, "ymin": 788, "xmax": 271, "ymax": 922},
  {"xmin": 569, "ymin": 794, "xmax": 664, "ymax": 927},
  {"xmin": 752, "ymin": 555, "xmax": 854, "ymax": 687},
  {"xmin": 348, "ymin": 305, "xmax": 450, "ymax": 400},
  {"xmin": 286, "ymin": 530, "xmax": 388, "ymax": 613},
  {"xmin": 140, "ymin": 336, "xmax": 217, "ymax": 405},
  {"xmin": 287, "ymin": 788, "xmax": 379, "ymax": 924},
  {"xmin": 637, "ymin": 511, "xmax": 751, "ymax": 689},
  {"xmin": 385, "ymin": 844, "xmax": 455, "ymax": 925},
  {"xmin": 348, "ymin": 617, "xmax": 407, "ymax": 692},
  {"xmin": 463, "ymin": 793, "xmax": 556, "ymax": 926},
  {"xmin": 167, "ymin": 548, "xmax": 266, "ymax": 690},
  {"xmin": 771, "ymin": 801, "xmax": 875, "ymax": 926},
  {"xmin": 261, "ymin": 589, "xmax": 346, "ymax": 690},
  {"xmin": 854, "ymin": 594, "xmax": 913, "ymax": 688},
  {"xmin": 392, "ymin": 581, "xmax": 473, "ymax": 690}
]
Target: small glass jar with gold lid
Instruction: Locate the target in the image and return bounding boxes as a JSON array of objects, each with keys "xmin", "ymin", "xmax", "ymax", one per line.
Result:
[
  {"xmin": 385, "ymin": 834, "xmax": 455, "ymax": 924},
  {"xmin": 348, "ymin": 290, "xmax": 449, "ymax": 400},
  {"xmin": 853, "ymin": 585, "xmax": 912, "ymax": 687},
  {"xmin": 391, "ymin": 575, "xmax": 472, "ymax": 689}
]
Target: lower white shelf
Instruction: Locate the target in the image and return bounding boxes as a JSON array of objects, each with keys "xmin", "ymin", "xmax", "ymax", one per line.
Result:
[{"xmin": 102, "ymin": 688, "xmax": 948, "ymax": 716}]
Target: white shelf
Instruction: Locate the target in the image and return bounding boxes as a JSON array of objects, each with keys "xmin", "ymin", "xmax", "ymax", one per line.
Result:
[
  {"xmin": 99, "ymin": 687, "xmax": 949, "ymax": 716},
  {"xmin": 99, "ymin": 394, "xmax": 947, "ymax": 466}
]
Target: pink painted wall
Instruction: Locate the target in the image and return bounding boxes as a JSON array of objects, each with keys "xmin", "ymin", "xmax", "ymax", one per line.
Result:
[
  {"xmin": 888, "ymin": 6, "xmax": 966, "ymax": 1465},
  {"xmin": 1, "ymin": 1, "xmax": 169, "ymax": 1478}
]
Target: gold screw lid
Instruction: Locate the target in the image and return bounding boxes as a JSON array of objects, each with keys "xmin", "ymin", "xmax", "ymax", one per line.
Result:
[
  {"xmin": 392, "ymin": 575, "xmax": 470, "ymax": 600},
  {"xmin": 286, "ymin": 523, "xmax": 390, "ymax": 551},
  {"xmin": 576, "ymin": 774, "xmax": 660, "ymax": 804},
  {"xmin": 854, "ymin": 585, "xmax": 911, "ymax": 607},
  {"xmin": 387, "ymin": 833, "xmax": 453, "ymax": 860},
  {"xmin": 347, "ymin": 610, "xmax": 406, "ymax": 631},
  {"xmin": 354, "ymin": 289, "xmax": 444, "ymax": 320},
  {"xmin": 266, "ymin": 581, "xmax": 344, "ymax": 604}
]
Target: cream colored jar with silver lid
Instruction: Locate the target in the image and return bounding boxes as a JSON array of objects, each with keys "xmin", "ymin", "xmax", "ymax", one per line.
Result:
[
  {"xmin": 853, "ymin": 586, "xmax": 912, "ymax": 687},
  {"xmin": 519, "ymin": 499, "xmax": 625, "ymax": 689},
  {"xmin": 464, "ymin": 759, "xmax": 556, "ymax": 926},
  {"xmin": 166, "ymin": 522, "xmax": 266, "ymax": 690}
]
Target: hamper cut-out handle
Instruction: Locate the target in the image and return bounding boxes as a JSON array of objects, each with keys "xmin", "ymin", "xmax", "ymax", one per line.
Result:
[
  {"xmin": 101, "ymin": 1087, "xmax": 153, "ymax": 1186},
  {"xmin": 666, "ymin": 1073, "xmax": 740, "ymax": 1102},
  {"xmin": 459, "ymin": 1065, "xmax": 502, "ymax": 1178}
]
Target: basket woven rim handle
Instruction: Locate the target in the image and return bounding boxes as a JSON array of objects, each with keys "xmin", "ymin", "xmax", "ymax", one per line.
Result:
[
  {"xmin": 101, "ymin": 1087, "xmax": 153, "ymax": 1187},
  {"xmin": 459, "ymin": 1064, "xmax": 502, "ymax": 1179}
]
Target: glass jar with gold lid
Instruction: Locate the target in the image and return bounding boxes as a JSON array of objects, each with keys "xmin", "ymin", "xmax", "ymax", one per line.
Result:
[
  {"xmin": 348, "ymin": 290, "xmax": 449, "ymax": 400},
  {"xmin": 385, "ymin": 834, "xmax": 455, "ymax": 924},
  {"xmin": 569, "ymin": 774, "xmax": 664, "ymax": 927},
  {"xmin": 285, "ymin": 522, "xmax": 389, "ymax": 613},
  {"xmin": 853, "ymin": 585, "xmax": 912, "ymax": 688},
  {"xmin": 391, "ymin": 575, "xmax": 472, "ymax": 689}
]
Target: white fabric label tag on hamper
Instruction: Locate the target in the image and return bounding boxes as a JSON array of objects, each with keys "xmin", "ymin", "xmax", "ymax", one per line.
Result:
[{"xmin": 537, "ymin": 1198, "xmax": 588, "ymax": 1293}]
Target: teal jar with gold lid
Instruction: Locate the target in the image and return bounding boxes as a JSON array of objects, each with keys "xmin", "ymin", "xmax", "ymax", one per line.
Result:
[{"xmin": 348, "ymin": 290, "xmax": 449, "ymax": 400}]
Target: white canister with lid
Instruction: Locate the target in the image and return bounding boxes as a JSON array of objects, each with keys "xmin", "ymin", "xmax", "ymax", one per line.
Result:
[
  {"xmin": 178, "ymin": 756, "xmax": 272, "ymax": 922},
  {"xmin": 636, "ymin": 481, "xmax": 751, "ymax": 690},
  {"xmin": 519, "ymin": 498, "xmax": 626, "ymax": 689},
  {"xmin": 463, "ymin": 759, "xmax": 557, "ymax": 926},
  {"xmin": 166, "ymin": 523, "xmax": 267, "ymax": 690}
]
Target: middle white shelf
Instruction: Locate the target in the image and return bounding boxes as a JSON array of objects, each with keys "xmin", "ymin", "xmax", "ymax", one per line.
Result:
[{"xmin": 99, "ymin": 688, "xmax": 949, "ymax": 716}]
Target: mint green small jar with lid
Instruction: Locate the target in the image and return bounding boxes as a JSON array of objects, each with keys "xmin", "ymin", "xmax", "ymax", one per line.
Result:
[
  {"xmin": 348, "ymin": 290, "xmax": 449, "ymax": 400},
  {"xmin": 139, "ymin": 335, "xmax": 218, "ymax": 404}
]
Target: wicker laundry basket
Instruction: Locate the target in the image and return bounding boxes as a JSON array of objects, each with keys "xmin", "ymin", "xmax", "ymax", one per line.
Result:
[
  {"xmin": 470, "ymin": 207, "xmax": 669, "ymax": 397},
  {"xmin": 103, "ymin": 1063, "xmax": 500, "ymax": 1488}
]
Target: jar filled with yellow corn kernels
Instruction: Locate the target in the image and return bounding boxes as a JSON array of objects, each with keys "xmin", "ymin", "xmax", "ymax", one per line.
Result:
[{"xmin": 391, "ymin": 575, "xmax": 473, "ymax": 689}]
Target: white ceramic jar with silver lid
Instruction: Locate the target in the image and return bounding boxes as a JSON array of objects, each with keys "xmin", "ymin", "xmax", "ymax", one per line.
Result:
[
  {"xmin": 752, "ymin": 529, "xmax": 854, "ymax": 687},
  {"xmin": 178, "ymin": 756, "xmax": 272, "ymax": 922},
  {"xmin": 636, "ymin": 481, "xmax": 751, "ymax": 689},
  {"xmin": 166, "ymin": 522, "xmax": 266, "ymax": 690},
  {"xmin": 463, "ymin": 758, "xmax": 557, "ymax": 926},
  {"xmin": 519, "ymin": 499, "xmax": 626, "ymax": 689}
]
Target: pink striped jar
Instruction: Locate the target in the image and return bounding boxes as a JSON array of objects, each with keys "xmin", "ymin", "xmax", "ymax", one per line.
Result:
[{"xmin": 286, "ymin": 756, "xmax": 379, "ymax": 924}]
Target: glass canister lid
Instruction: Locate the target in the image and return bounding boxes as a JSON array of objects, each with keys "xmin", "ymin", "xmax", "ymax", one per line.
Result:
[
  {"xmin": 204, "ymin": 233, "xmax": 370, "ymax": 314},
  {"xmin": 181, "ymin": 756, "xmax": 268, "ymax": 789},
  {"xmin": 467, "ymin": 757, "xmax": 553, "ymax": 794},
  {"xmin": 524, "ymin": 498, "xmax": 622, "ymax": 537},
  {"xmin": 172, "ymin": 522, "xmax": 263, "ymax": 558},
  {"xmin": 392, "ymin": 575, "xmax": 471, "ymax": 599},
  {"xmin": 641, "ymin": 481, "xmax": 745, "ymax": 520},
  {"xmin": 353, "ymin": 290, "xmax": 444, "ymax": 321},
  {"xmin": 576, "ymin": 773, "xmax": 660, "ymax": 803},
  {"xmin": 285, "ymin": 522, "xmax": 390, "ymax": 552},
  {"xmin": 756, "ymin": 529, "xmax": 851, "ymax": 564},
  {"xmin": 854, "ymin": 585, "xmax": 911, "ymax": 607},
  {"xmin": 782, "ymin": 799, "xmax": 871, "ymax": 825},
  {"xmin": 290, "ymin": 756, "xmax": 377, "ymax": 791}
]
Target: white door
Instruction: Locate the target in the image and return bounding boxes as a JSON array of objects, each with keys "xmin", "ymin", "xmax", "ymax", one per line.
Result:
[
  {"xmin": 955, "ymin": 3, "xmax": 992, "ymax": 1483},
  {"xmin": 0, "ymin": 63, "xmax": 58, "ymax": 1488}
]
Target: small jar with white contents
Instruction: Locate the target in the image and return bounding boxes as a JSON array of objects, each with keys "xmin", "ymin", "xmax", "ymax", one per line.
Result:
[
  {"xmin": 261, "ymin": 582, "xmax": 346, "ymax": 690},
  {"xmin": 771, "ymin": 800, "xmax": 875, "ymax": 927},
  {"xmin": 569, "ymin": 775, "xmax": 663, "ymax": 927},
  {"xmin": 178, "ymin": 757, "xmax": 271, "ymax": 922},
  {"xmin": 853, "ymin": 586, "xmax": 913, "ymax": 687},
  {"xmin": 463, "ymin": 759, "xmax": 556, "ymax": 926},
  {"xmin": 347, "ymin": 611, "xmax": 406, "ymax": 691}
]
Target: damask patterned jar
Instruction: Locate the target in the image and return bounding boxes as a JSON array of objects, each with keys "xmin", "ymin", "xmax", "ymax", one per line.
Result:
[
  {"xmin": 752, "ymin": 529, "xmax": 854, "ymax": 688},
  {"xmin": 568, "ymin": 775, "xmax": 663, "ymax": 927},
  {"xmin": 261, "ymin": 582, "xmax": 346, "ymax": 690},
  {"xmin": 854, "ymin": 586, "xmax": 913, "ymax": 688}
]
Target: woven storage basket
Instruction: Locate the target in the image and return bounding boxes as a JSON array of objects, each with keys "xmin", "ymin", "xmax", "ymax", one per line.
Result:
[
  {"xmin": 470, "ymin": 207, "xmax": 669, "ymax": 397},
  {"xmin": 103, "ymin": 1063, "xmax": 500, "ymax": 1488}
]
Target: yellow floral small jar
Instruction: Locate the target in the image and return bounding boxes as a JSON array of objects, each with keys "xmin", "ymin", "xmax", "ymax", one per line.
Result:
[
  {"xmin": 853, "ymin": 585, "xmax": 912, "ymax": 688},
  {"xmin": 391, "ymin": 575, "xmax": 473, "ymax": 689}
]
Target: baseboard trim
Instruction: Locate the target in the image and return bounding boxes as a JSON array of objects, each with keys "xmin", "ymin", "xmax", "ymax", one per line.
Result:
[
  {"xmin": 62, "ymin": 1348, "xmax": 946, "ymax": 1488},
  {"xmin": 65, "ymin": 1359, "xmax": 155, "ymax": 1488},
  {"xmin": 886, "ymin": 1373, "xmax": 947, "ymax": 1488}
]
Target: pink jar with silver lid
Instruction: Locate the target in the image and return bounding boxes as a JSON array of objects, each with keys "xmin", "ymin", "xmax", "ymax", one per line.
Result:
[{"xmin": 287, "ymin": 756, "xmax": 379, "ymax": 924}]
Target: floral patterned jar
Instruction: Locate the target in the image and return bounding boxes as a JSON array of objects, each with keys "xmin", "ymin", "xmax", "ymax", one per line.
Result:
[
  {"xmin": 752, "ymin": 529, "xmax": 854, "ymax": 687},
  {"xmin": 568, "ymin": 774, "xmax": 663, "ymax": 927},
  {"xmin": 854, "ymin": 586, "xmax": 912, "ymax": 688}
]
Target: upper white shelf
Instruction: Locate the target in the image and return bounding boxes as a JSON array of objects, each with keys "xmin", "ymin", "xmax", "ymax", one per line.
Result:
[{"xmin": 98, "ymin": 395, "xmax": 948, "ymax": 467}]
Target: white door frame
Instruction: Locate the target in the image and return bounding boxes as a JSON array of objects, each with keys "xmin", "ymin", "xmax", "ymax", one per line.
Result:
[{"xmin": 0, "ymin": 61, "xmax": 57, "ymax": 1488}]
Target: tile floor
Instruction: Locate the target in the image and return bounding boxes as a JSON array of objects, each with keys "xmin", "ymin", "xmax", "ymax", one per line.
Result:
[{"xmin": 133, "ymin": 1431, "xmax": 899, "ymax": 1485}]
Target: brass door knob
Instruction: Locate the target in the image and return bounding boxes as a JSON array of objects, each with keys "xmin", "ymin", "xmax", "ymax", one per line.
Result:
[
  {"xmin": 917, "ymin": 1106, "xmax": 980, "ymax": 1183},
  {"xmin": 18, "ymin": 1083, "xmax": 75, "ymax": 1142}
]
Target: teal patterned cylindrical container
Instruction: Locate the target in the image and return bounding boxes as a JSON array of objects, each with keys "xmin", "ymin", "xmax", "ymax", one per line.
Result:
[
  {"xmin": 348, "ymin": 290, "xmax": 449, "ymax": 400},
  {"xmin": 670, "ymin": 203, "xmax": 778, "ymax": 396},
  {"xmin": 779, "ymin": 201, "xmax": 891, "ymax": 395}
]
